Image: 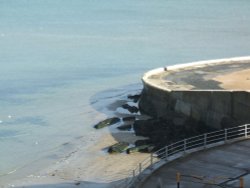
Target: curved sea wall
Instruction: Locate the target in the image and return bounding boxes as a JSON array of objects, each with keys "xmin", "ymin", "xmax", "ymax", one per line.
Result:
[{"xmin": 139, "ymin": 57, "xmax": 250, "ymax": 129}]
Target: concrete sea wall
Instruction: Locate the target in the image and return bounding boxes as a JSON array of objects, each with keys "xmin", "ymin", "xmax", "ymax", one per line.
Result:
[{"xmin": 139, "ymin": 57, "xmax": 250, "ymax": 129}]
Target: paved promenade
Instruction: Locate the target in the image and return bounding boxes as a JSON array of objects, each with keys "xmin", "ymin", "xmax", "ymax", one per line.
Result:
[
  {"xmin": 140, "ymin": 139, "xmax": 250, "ymax": 188},
  {"xmin": 145, "ymin": 59, "xmax": 250, "ymax": 91}
]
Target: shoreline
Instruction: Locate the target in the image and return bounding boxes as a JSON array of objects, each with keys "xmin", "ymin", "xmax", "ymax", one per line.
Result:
[
  {"xmin": 2, "ymin": 85, "xmax": 148, "ymax": 188},
  {"xmin": 8, "ymin": 131, "xmax": 149, "ymax": 188}
]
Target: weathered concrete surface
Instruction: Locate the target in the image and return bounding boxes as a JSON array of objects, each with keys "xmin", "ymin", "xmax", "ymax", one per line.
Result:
[
  {"xmin": 140, "ymin": 139, "xmax": 250, "ymax": 188},
  {"xmin": 144, "ymin": 57, "xmax": 250, "ymax": 91},
  {"xmin": 139, "ymin": 57, "xmax": 250, "ymax": 129}
]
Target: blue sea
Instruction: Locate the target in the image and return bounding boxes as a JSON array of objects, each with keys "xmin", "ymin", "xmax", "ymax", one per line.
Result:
[{"xmin": 1, "ymin": 0, "xmax": 250, "ymax": 185}]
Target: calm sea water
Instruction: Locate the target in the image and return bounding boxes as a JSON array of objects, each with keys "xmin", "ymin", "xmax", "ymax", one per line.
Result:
[{"xmin": 1, "ymin": 0, "xmax": 250, "ymax": 185}]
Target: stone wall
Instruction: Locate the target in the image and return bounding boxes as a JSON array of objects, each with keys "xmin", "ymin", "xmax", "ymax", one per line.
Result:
[
  {"xmin": 139, "ymin": 83, "xmax": 250, "ymax": 128},
  {"xmin": 140, "ymin": 77, "xmax": 250, "ymax": 129}
]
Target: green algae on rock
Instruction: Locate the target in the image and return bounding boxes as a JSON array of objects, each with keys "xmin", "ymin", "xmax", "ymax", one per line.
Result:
[
  {"xmin": 108, "ymin": 142, "xmax": 129, "ymax": 154},
  {"xmin": 126, "ymin": 145, "xmax": 154, "ymax": 154},
  {"xmin": 94, "ymin": 117, "xmax": 120, "ymax": 129}
]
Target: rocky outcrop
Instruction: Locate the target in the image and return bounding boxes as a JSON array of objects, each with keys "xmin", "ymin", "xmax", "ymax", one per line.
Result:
[
  {"xmin": 117, "ymin": 124, "xmax": 132, "ymax": 131},
  {"xmin": 94, "ymin": 93, "xmax": 215, "ymax": 154}
]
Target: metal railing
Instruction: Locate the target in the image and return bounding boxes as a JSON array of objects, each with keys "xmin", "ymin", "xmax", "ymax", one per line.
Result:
[{"xmin": 124, "ymin": 124, "xmax": 250, "ymax": 188}]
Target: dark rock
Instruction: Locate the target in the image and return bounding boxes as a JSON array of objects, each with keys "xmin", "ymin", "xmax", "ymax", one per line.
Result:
[
  {"xmin": 128, "ymin": 94, "xmax": 141, "ymax": 103},
  {"xmin": 122, "ymin": 104, "xmax": 130, "ymax": 109},
  {"xmin": 128, "ymin": 107, "xmax": 139, "ymax": 113},
  {"xmin": 117, "ymin": 124, "xmax": 132, "ymax": 131},
  {"xmin": 94, "ymin": 117, "xmax": 120, "ymax": 129},
  {"xmin": 122, "ymin": 104, "xmax": 139, "ymax": 113},
  {"xmin": 108, "ymin": 142, "xmax": 129, "ymax": 154},
  {"xmin": 126, "ymin": 145, "xmax": 152, "ymax": 154}
]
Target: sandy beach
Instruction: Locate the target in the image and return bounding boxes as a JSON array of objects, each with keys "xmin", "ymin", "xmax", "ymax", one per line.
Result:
[{"xmin": 7, "ymin": 130, "xmax": 149, "ymax": 188}]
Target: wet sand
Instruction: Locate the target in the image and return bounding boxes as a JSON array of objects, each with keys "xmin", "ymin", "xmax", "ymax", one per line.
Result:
[{"xmin": 9, "ymin": 131, "xmax": 149, "ymax": 188}]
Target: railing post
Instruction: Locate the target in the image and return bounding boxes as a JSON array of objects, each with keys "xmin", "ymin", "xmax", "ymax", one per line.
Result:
[
  {"xmin": 150, "ymin": 153, "xmax": 153, "ymax": 166},
  {"xmin": 165, "ymin": 146, "xmax": 168, "ymax": 160},
  {"xmin": 139, "ymin": 163, "xmax": 142, "ymax": 173},
  {"xmin": 245, "ymin": 124, "xmax": 248, "ymax": 138},
  {"xmin": 128, "ymin": 124, "xmax": 249, "ymax": 188},
  {"xmin": 157, "ymin": 178, "xmax": 163, "ymax": 188},
  {"xmin": 225, "ymin": 129, "xmax": 228, "ymax": 142},
  {"xmin": 204, "ymin": 133, "xmax": 207, "ymax": 148},
  {"xmin": 183, "ymin": 139, "xmax": 187, "ymax": 153},
  {"xmin": 240, "ymin": 177, "xmax": 244, "ymax": 188},
  {"xmin": 176, "ymin": 172, "xmax": 181, "ymax": 188}
]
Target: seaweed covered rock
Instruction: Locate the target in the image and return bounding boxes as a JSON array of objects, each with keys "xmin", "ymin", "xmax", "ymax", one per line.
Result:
[
  {"xmin": 122, "ymin": 104, "xmax": 139, "ymax": 113},
  {"xmin": 108, "ymin": 142, "xmax": 129, "ymax": 154},
  {"xmin": 126, "ymin": 145, "xmax": 154, "ymax": 154},
  {"xmin": 117, "ymin": 124, "xmax": 132, "ymax": 131},
  {"xmin": 94, "ymin": 117, "xmax": 120, "ymax": 129}
]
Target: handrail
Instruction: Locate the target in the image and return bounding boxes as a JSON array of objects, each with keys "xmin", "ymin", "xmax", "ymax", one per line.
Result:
[{"xmin": 124, "ymin": 124, "xmax": 250, "ymax": 188}]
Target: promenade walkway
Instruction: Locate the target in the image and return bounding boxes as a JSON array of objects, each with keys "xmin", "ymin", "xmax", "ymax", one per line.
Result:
[
  {"xmin": 145, "ymin": 58, "xmax": 250, "ymax": 91},
  {"xmin": 140, "ymin": 139, "xmax": 250, "ymax": 188}
]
